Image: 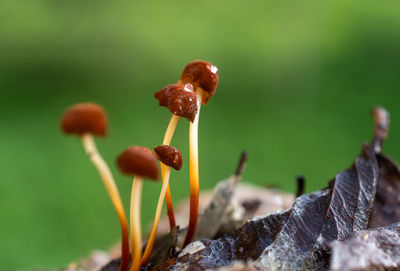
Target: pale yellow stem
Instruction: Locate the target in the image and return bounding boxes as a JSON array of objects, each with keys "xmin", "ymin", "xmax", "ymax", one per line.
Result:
[
  {"xmin": 141, "ymin": 166, "xmax": 171, "ymax": 266},
  {"xmin": 183, "ymin": 91, "xmax": 202, "ymax": 246},
  {"xmin": 129, "ymin": 176, "xmax": 143, "ymax": 271},
  {"xmin": 81, "ymin": 134, "xmax": 130, "ymax": 271},
  {"xmin": 162, "ymin": 114, "xmax": 180, "ymax": 145},
  {"xmin": 161, "ymin": 114, "xmax": 180, "ymax": 228}
]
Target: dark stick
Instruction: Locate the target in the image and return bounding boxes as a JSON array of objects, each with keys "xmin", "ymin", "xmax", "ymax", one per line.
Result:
[
  {"xmin": 295, "ymin": 175, "xmax": 305, "ymax": 197},
  {"xmin": 372, "ymin": 106, "xmax": 390, "ymax": 154},
  {"xmin": 235, "ymin": 151, "xmax": 248, "ymax": 177}
]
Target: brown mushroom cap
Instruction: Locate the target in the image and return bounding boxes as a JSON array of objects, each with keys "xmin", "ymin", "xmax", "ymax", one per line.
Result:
[
  {"xmin": 154, "ymin": 83, "xmax": 198, "ymax": 122},
  {"xmin": 179, "ymin": 60, "xmax": 219, "ymax": 105},
  {"xmin": 154, "ymin": 145, "xmax": 183, "ymax": 171},
  {"xmin": 117, "ymin": 146, "xmax": 159, "ymax": 180},
  {"xmin": 61, "ymin": 103, "xmax": 107, "ymax": 136}
]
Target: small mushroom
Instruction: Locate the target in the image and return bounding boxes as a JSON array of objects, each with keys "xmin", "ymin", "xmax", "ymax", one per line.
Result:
[
  {"xmin": 179, "ymin": 60, "xmax": 219, "ymax": 105},
  {"xmin": 141, "ymin": 145, "xmax": 183, "ymax": 266},
  {"xmin": 60, "ymin": 103, "xmax": 130, "ymax": 271},
  {"xmin": 154, "ymin": 83, "xmax": 198, "ymax": 123},
  {"xmin": 116, "ymin": 146, "xmax": 159, "ymax": 271},
  {"xmin": 154, "ymin": 83, "xmax": 198, "ymax": 228},
  {"xmin": 179, "ymin": 60, "xmax": 219, "ymax": 246}
]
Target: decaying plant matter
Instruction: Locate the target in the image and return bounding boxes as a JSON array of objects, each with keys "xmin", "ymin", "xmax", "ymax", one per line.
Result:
[
  {"xmin": 163, "ymin": 107, "xmax": 400, "ymax": 271},
  {"xmin": 330, "ymin": 222, "xmax": 400, "ymax": 271},
  {"xmin": 100, "ymin": 106, "xmax": 399, "ymax": 271}
]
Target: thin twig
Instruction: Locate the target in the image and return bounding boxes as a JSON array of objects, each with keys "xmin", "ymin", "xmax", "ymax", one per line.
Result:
[
  {"xmin": 235, "ymin": 151, "xmax": 249, "ymax": 177},
  {"xmin": 295, "ymin": 175, "xmax": 305, "ymax": 197},
  {"xmin": 372, "ymin": 106, "xmax": 390, "ymax": 154}
]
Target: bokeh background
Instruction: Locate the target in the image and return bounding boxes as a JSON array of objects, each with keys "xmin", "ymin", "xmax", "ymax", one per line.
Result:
[{"xmin": 1, "ymin": 1, "xmax": 400, "ymax": 269}]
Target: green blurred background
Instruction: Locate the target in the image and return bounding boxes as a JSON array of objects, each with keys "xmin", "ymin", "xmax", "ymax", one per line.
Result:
[{"xmin": 1, "ymin": 1, "xmax": 400, "ymax": 269}]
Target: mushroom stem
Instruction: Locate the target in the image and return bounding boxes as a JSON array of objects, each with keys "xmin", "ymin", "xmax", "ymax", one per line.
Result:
[
  {"xmin": 162, "ymin": 114, "xmax": 180, "ymax": 145},
  {"xmin": 161, "ymin": 114, "xmax": 180, "ymax": 228},
  {"xmin": 129, "ymin": 176, "xmax": 143, "ymax": 271},
  {"xmin": 141, "ymin": 166, "xmax": 172, "ymax": 266},
  {"xmin": 183, "ymin": 91, "xmax": 203, "ymax": 247},
  {"xmin": 81, "ymin": 134, "xmax": 130, "ymax": 271}
]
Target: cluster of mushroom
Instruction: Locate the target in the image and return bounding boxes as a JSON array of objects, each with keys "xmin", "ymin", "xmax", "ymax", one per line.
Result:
[{"xmin": 60, "ymin": 60, "xmax": 219, "ymax": 271}]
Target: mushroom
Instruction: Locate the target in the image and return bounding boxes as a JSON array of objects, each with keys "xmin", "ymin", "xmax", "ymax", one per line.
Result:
[
  {"xmin": 141, "ymin": 145, "xmax": 183, "ymax": 266},
  {"xmin": 179, "ymin": 60, "xmax": 219, "ymax": 246},
  {"xmin": 116, "ymin": 146, "xmax": 159, "ymax": 271},
  {"xmin": 179, "ymin": 60, "xmax": 219, "ymax": 105},
  {"xmin": 60, "ymin": 103, "xmax": 130, "ymax": 271},
  {"xmin": 154, "ymin": 83, "xmax": 198, "ymax": 228}
]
